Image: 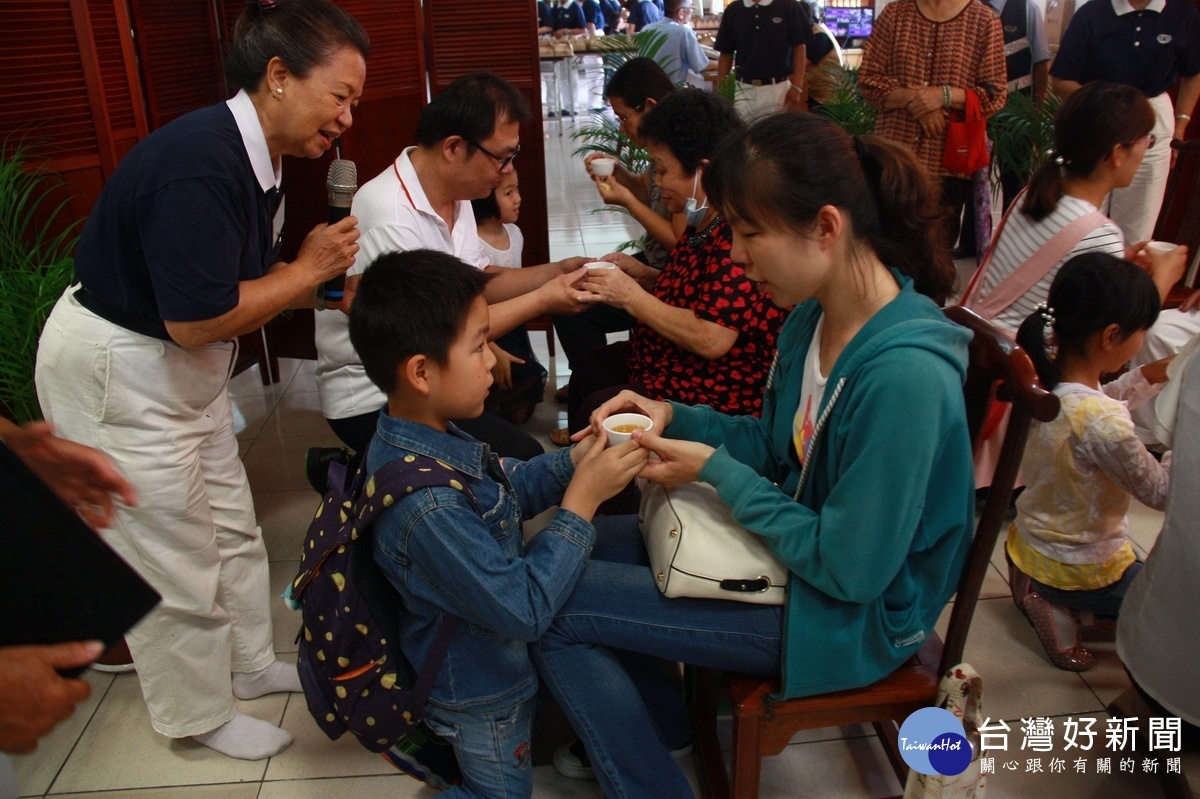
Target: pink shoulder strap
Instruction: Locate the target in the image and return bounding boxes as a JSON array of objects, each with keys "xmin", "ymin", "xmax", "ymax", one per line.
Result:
[{"xmin": 963, "ymin": 200, "xmax": 1108, "ymax": 321}]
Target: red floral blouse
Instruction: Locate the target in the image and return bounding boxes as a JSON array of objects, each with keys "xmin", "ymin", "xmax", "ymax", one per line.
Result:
[{"xmin": 626, "ymin": 219, "xmax": 787, "ymax": 416}]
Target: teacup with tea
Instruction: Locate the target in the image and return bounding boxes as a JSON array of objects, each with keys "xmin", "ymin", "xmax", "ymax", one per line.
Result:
[{"xmin": 602, "ymin": 412, "xmax": 653, "ymax": 446}]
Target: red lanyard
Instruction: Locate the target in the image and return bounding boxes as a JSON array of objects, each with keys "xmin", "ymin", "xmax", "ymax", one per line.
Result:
[{"xmin": 393, "ymin": 158, "xmax": 417, "ymax": 209}]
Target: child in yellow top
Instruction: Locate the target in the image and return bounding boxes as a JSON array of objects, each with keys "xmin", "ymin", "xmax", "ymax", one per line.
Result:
[{"xmin": 1009, "ymin": 252, "xmax": 1172, "ymax": 672}]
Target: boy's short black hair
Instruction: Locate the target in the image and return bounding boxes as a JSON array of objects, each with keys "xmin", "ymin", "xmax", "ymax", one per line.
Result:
[
  {"xmin": 349, "ymin": 249, "xmax": 492, "ymax": 395},
  {"xmin": 415, "ymin": 72, "xmax": 531, "ymax": 149}
]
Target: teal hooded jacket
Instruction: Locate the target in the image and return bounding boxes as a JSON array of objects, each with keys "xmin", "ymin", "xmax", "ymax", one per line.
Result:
[{"xmin": 665, "ymin": 270, "xmax": 975, "ymax": 699}]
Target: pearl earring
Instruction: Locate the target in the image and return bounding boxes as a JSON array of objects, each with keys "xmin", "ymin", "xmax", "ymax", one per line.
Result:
[{"xmin": 273, "ymin": 87, "xmax": 283, "ymax": 97}]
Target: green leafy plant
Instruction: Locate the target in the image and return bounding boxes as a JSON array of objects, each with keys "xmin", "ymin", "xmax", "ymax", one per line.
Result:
[
  {"xmin": 987, "ymin": 91, "xmax": 1061, "ymax": 194},
  {"xmin": 0, "ymin": 142, "xmax": 80, "ymax": 423},
  {"xmin": 811, "ymin": 66, "xmax": 877, "ymax": 136}
]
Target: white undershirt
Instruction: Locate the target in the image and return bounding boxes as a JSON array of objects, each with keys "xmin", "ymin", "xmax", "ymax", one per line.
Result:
[{"xmin": 793, "ymin": 317, "xmax": 828, "ymax": 465}]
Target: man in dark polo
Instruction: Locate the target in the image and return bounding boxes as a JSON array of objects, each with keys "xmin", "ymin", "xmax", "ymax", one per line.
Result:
[
  {"xmin": 715, "ymin": 0, "xmax": 813, "ymax": 119},
  {"xmin": 1050, "ymin": 0, "xmax": 1200, "ymax": 244}
]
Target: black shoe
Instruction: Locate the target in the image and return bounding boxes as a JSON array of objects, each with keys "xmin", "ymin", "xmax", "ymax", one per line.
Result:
[{"xmin": 305, "ymin": 446, "xmax": 351, "ymax": 494}]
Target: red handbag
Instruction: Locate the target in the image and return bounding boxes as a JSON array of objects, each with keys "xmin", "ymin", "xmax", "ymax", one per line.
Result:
[{"xmin": 942, "ymin": 90, "xmax": 989, "ymax": 175}]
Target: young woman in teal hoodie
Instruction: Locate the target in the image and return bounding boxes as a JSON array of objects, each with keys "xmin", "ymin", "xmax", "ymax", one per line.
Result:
[{"xmin": 533, "ymin": 113, "xmax": 976, "ymax": 798}]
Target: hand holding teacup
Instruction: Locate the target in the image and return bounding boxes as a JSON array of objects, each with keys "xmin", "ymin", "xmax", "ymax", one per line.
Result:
[
  {"xmin": 582, "ymin": 390, "xmax": 675, "ymax": 444},
  {"xmin": 579, "ymin": 262, "xmax": 642, "ymax": 308},
  {"xmin": 632, "ymin": 430, "xmax": 717, "ymax": 489},
  {"xmin": 1143, "ymin": 241, "xmax": 1189, "ymax": 294},
  {"xmin": 589, "ymin": 157, "xmax": 617, "ymax": 179},
  {"xmin": 584, "ymin": 152, "xmax": 619, "ymax": 179}
]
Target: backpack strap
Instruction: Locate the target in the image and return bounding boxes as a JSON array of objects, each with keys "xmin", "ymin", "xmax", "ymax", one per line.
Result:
[
  {"xmin": 409, "ymin": 613, "xmax": 460, "ymax": 713},
  {"xmin": 964, "ymin": 203, "xmax": 1108, "ymax": 323},
  {"xmin": 356, "ymin": 452, "xmax": 480, "ymax": 526},
  {"xmin": 355, "ymin": 451, "xmax": 478, "ymax": 716}
]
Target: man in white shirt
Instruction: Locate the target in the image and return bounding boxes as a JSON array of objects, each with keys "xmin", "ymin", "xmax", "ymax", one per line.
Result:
[
  {"xmin": 641, "ymin": 0, "xmax": 717, "ymax": 85},
  {"xmin": 315, "ymin": 72, "xmax": 595, "ymax": 460}
]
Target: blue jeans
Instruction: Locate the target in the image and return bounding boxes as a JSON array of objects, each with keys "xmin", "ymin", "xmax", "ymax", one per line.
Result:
[
  {"xmin": 423, "ymin": 699, "xmax": 534, "ymax": 798},
  {"xmin": 531, "ymin": 516, "xmax": 784, "ymax": 799},
  {"xmin": 1032, "ymin": 560, "xmax": 1144, "ymax": 617}
]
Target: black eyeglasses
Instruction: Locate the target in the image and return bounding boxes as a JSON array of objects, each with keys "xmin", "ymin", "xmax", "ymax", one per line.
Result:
[{"xmin": 467, "ymin": 139, "xmax": 521, "ymax": 170}]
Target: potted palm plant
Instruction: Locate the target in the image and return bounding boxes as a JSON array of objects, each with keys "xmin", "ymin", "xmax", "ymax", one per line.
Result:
[
  {"xmin": 987, "ymin": 91, "xmax": 1061, "ymax": 194},
  {"xmin": 0, "ymin": 142, "xmax": 79, "ymax": 423}
]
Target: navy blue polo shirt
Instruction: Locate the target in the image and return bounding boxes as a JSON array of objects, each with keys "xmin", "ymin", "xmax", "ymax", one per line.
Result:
[
  {"xmin": 715, "ymin": 0, "xmax": 813, "ymax": 82},
  {"xmin": 629, "ymin": 0, "xmax": 664, "ymax": 29},
  {"xmin": 539, "ymin": 0, "xmax": 553, "ymax": 28},
  {"xmin": 600, "ymin": 0, "xmax": 622, "ymax": 33},
  {"xmin": 580, "ymin": 0, "xmax": 604, "ymax": 28},
  {"xmin": 1050, "ymin": 0, "xmax": 1200, "ymax": 97},
  {"xmin": 551, "ymin": 1, "xmax": 586, "ymax": 30},
  {"xmin": 73, "ymin": 102, "xmax": 277, "ymax": 339}
]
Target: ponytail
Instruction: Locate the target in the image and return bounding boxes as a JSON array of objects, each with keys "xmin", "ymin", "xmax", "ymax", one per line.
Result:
[
  {"xmin": 1015, "ymin": 304, "xmax": 1062, "ymax": 390},
  {"xmin": 860, "ymin": 135, "xmax": 955, "ymax": 303},
  {"xmin": 1021, "ymin": 82, "xmax": 1154, "ymax": 222},
  {"xmin": 1021, "ymin": 158, "xmax": 1068, "ymax": 223},
  {"xmin": 705, "ymin": 113, "xmax": 955, "ymax": 304}
]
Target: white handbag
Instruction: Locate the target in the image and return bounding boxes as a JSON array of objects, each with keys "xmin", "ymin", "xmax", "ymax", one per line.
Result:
[{"xmin": 638, "ymin": 479, "xmax": 788, "ymax": 605}]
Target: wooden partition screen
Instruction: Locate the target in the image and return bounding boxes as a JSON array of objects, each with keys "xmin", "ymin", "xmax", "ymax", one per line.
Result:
[{"xmin": 424, "ymin": 0, "xmax": 550, "ymax": 268}]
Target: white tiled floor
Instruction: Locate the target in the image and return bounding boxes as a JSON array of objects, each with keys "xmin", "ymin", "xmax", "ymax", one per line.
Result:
[{"xmin": 11, "ymin": 118, "xmax": 1177, "ymax": 798}]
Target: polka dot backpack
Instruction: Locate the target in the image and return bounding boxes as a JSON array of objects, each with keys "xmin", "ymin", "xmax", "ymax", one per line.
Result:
[{"xmin": 287, "ymin": 448, "xmax": 478, "ymax": 789}]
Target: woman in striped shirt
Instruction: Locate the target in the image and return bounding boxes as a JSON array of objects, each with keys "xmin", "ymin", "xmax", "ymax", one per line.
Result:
[{"xmin": 964, "ymin": 82, "xmax": 1184, "ymax": 330}]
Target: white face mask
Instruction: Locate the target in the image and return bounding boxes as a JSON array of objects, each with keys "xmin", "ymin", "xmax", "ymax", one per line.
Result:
[{"xmin": 684, "ymin": 171, "xmax": 709, "ymax": 227}]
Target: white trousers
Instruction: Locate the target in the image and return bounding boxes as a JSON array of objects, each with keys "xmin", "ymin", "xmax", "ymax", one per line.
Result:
[
  {"xmin": 1105, "ymin": 92, "xmax": 1174, "ymax": 245},
  {"xmin": 34, "ymin": 291, "xmax": 276, "ymax": 738},
  {"xmin": 733, "ymin": 80, "xmax": 790, "ymax": 121}
]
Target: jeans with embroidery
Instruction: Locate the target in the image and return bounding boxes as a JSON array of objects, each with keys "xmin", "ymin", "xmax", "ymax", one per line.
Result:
[{"xmin": 424, "ymin": 699, "xmax": 534, "ymax": 799}]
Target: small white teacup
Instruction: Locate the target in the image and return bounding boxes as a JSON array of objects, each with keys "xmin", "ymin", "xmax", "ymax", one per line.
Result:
[
  {"xmin": 602, "ymin": 413, "xmax": 653, "ymax": 446},
  {"xmin": 1147, "ymin": 241, "xmax": 1178, "ymax": 256},
  {"xmin": 585, "ymin": 261, "xmax": 616, "ymax": 272},
  {"xmin": 590, "ymin": 157, "xmax": 617, "ymax": 178}
]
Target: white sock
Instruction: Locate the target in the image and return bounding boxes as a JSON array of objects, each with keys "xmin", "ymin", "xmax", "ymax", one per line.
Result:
[
  {"xmin": 232, "ymin": 661, "xmax": 302, "ymax": 700},
  {"xmin": 192, "ymin": 712, "xmax": 293, "ymax": 760}
]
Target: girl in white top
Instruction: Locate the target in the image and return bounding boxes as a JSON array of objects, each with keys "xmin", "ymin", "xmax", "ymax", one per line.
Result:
[
  {"xmin": 965, "ymin": 82, "xmax": 1185, "ymax": 332},
  {"xmin": 472, "ymin": 170, "xmax": 548, "ymax": 423},
  {"xmin": 1009, "ymin": 253, "xmax": 1173, "ymax": 673}
]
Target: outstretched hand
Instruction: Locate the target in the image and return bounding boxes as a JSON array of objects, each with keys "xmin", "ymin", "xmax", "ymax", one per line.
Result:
[
  {"xmin": 1, "ymin": 421, "xmax": 137, "ymax": 528},
  {"xmin": 632, "ymin": 429, "xmax": 715, "ymax": 488}
]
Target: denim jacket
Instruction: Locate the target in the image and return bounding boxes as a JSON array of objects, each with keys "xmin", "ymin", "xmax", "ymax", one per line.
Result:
[{"xmin": 367, "ymin": 413, "xmax": 595, "ymax": 714}]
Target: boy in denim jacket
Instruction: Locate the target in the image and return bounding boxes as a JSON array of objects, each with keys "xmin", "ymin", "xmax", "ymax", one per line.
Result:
[{"xmin": 348, "ymin": 249, "xmax": 646, "ymax": 797}]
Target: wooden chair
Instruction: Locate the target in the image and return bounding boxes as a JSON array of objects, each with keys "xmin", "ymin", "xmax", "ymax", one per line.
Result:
[
  {"xmin": 525, "ymin": 313, "xmax": 557, "ymax": 358},
  {"xmin": 689, "ymin": 306, "xmax": 1061, "ymax": 799}
]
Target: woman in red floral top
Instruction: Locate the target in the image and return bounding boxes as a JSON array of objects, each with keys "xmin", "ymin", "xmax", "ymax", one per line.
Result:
[{"xmin": 553, "ymin": 89, "xmax": 787, "ymax": 442}]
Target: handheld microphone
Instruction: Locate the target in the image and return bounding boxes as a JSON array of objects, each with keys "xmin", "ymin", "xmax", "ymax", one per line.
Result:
[{"xmin": 323, "ymin": 158, "xmax": 357, "ymax": 303}]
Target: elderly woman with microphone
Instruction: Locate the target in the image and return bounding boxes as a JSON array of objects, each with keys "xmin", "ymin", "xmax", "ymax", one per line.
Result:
[{"xmin": 34, "ymin": 0, "xmax": 367, "ymax": 761}]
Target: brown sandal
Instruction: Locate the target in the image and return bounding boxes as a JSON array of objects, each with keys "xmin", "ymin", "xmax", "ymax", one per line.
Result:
[
  {"xmin": 554, "ymin": 385, "xmax": 570, "ymax": 403},
  {"xmin": 549, "ymin": 427, "xmax": 573, "ymax": 447}
]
